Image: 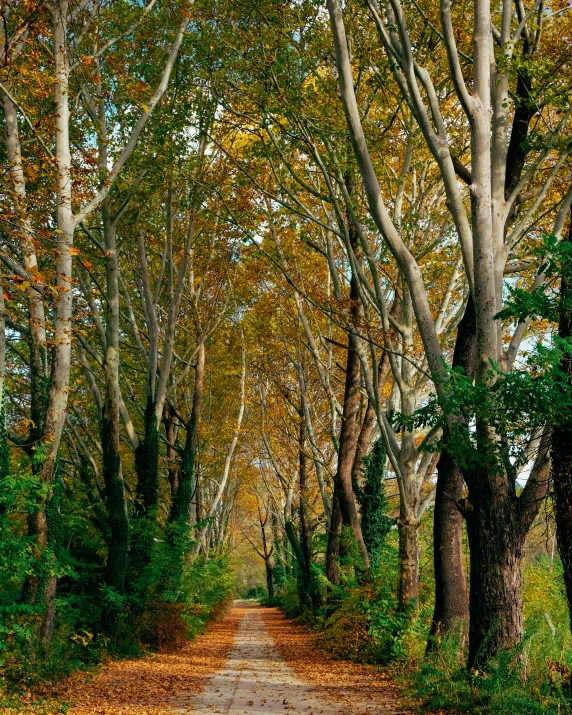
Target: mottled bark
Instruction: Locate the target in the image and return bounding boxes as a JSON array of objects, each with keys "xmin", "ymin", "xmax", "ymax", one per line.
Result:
[
  {"xmin": 465, "ymin": 478, "xmax": 524, "ymax": 665},
  {"xmin": 100, "ymin": 195, "xmax": 129, "ymax": 602},
  {"xmin": 334, "ymin": 271, "xmax": 371, "ymax": 571},
  {"xmin": 37, "ymin": 0, "xmax": 76, "ymax": 645},
  {"xmin": 325, "ymin": 483, "xmax": 343, "ymax": 585},
  {"xmin": 398, "ymin": 518, "xmax": 419, "ymax": 607}
]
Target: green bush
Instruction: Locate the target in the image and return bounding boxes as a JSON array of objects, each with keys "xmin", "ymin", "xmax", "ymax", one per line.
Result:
[
  {"xmin": 270, "ymin": 509, "xmax": 572, "ymax": 715},
  {"xmin": 0, "ymin": 456, "xmax": 235, "ymax": 697},
  {"xmin": 405, "ymin": 627, "xmax": 572, "ymax": 714},
  {"xmin": 244, "ymin": 585, "xmax": 267, "ymax": 600}
]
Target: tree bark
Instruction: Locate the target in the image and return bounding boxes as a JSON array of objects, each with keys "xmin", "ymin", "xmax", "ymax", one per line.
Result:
[
  {"xmin": 398, "ymin": 517, "xmax": 419, "ymax": 608},
  {"xmin": 352, "ymin": 352, "xmax": 390, "ymax": 491},
  {"xmin": 325, "ymin": 483, "xmax": 343, "ymax": 585},
  {"xmin": 2, "ymin": 85, "xmax": 52, "ymax": 619},
  {"xmin": 299, "ymin": 417, "xmax": 316, "ymax": 608},
  {"xmin": 465, "ymin": 433, "xmax": 550, "ymax": 667},
  {"xmin": 164, "ymin": 405, "xmax": 179, "ymax": 497},
  {"xmin": 429, "ymin": 296, "xmax": 475, "ymax": 642},
  {"xmin": 260, "ymin": 509, "xmax": 275, "ymax": 599},
  {"xmin": 0, "ymin": 288, "xmax": 7, "ymax": 489},
  {"xmin": 265, "ymin": 558, "xmax": 275, "ymax": 599},
  {"xmin": 100, "ymin": 196, "xmax": 129, "ymax": 603},
  {"xmin": 465, "ymin": 480, "xmax": 524, "ymax": 666},
  {"xmin": 38, "ymin": 0, "xmax": 76, "ymax": 646},
  {"xmin": 333, "ymin": 271, "xmax": 371, "ymax": 572},
  {"xmin": 169, "ymin": 341, "xmax": 205, "ymax": 524}
]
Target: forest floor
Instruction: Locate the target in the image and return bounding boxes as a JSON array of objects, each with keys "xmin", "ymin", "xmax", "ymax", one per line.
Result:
[{"xmin": 48, "ymin": 602, "xmax": 407, "ymax": 715}]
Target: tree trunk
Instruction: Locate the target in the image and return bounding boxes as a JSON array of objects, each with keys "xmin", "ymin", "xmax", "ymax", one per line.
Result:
[
  {"xmin": 260, "ymin": 510, "xmax": 275, "ymax": 599},
  {"xmin": 285, "ymin": 520, "xmax": 313, "ymax": 611},
  {"xmin": 352, "ymin": 352, "xmax": 390, "ymax": 492},
  {"xmin": 398, "ymin": 516, "xmax": 419, "ymax": 608},
  {"xmin": 164, "ymin": 405, "xmax": 179, "ymax": 497},
  {"xmin": 332, "ymin": 271, "xmax": 371, "ymax": 572},
  {"xmin": 100, "ymin": 196, "xmax": 129, "ymax": 603},
  {"xmin": 464, "ymin": 420, "xmax": 550, "ymax": 667},
  {"xmin": 38, "ymin": 0, "xmax": 76, "ymax": 646},
  {"xmin": 429, "ymin": 451, "xmax": 468, "ymax": 640},
  {"xmin": 169, "ymin": 341, "xmax": 205, "ymax": 524},
  {"xmin": 325, "ymin": 483, "xmax": 343, "ymax": 585},
  {"xmin": 130, "ymin": 398, "xmax": 159, "ymax": 596},
  {"xmin": 429, "ymin": 296, "xmax": 475, "ymax": 642},
  {"xmin": 465, "ymin": 478, "xmax": 524, "ymax": 667},
  {"xmin": 265, "ymin": 558, "xmax": 275, "ymax": 599},
  {"xmin": 0, "ymin": 288, "xmax": 8, "ymax": 494},
  {"xmin": 299, "ymin": 416, "xmax": 319, "ymax": 611}
]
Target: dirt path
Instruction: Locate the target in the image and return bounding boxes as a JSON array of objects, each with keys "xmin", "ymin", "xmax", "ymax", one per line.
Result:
[
  {"xmin": 182, "ymin": 603, "xmax": 402, "ymax": 715},
  {"xmin": 57, "ymin": 607, "xmax": 242, "ymax": 715},
  {"xmin": 57, "ymin": 603, "xmax": 404, "ymax": 715}
]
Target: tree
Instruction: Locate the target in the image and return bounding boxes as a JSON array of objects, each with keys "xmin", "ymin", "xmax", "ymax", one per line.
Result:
[
  {"xmin": 359, "ymin": 439, "xmax": 393, "ymax": 568},
  {"xmin": 1, "ymin": 0, "xmax": 195, "ymax": 644},
  {"xmin": 326, "ymin": 0, "xmax": 569, "ymax": 663}
]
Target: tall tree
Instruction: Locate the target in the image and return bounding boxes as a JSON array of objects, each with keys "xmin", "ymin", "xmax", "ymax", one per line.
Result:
[{"xmin": 326, "ymin": 0, "xmax": 568, "ymax": 662}]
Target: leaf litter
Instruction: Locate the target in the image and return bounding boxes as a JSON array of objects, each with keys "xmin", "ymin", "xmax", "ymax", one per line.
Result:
[{"xmin": 260, "ymin": 607, "xmax": 410, "ymax": 715}]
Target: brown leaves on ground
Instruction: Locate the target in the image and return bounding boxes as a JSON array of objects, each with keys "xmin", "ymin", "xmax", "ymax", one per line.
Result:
[
  {"xmin": 260, "ymin": 606, "xmax": 410, "ymax": 715},
  {"xmin": 52, "ymin": 606, "xmax": 242, "ymax": 715}
]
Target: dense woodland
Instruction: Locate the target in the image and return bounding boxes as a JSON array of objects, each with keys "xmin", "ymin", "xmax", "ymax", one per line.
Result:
[{"xmin": 2, "ymin": 0, "xmax": 572, "ymax": 711}]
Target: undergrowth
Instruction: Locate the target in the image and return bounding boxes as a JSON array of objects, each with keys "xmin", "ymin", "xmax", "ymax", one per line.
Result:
[
  {"xmin": 0, "ymin": 481, "xmax": 234, "ymax": 712},
  {"xmin": 268, "ymin": 523, "xmax": 572, "ymax": 714}
]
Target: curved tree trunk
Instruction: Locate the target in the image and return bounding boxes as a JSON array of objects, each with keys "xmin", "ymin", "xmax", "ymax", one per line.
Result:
[
  {"xmin": 259, "ymin": 505, "xmax": 275, "ymax": 599},
  {"xmin": 332, "ymin": 270, "xmax": 371, "ymax": 572},
  {"xmin": 299, "ymin": 417, "xmax": 319, "ymax": 611}
]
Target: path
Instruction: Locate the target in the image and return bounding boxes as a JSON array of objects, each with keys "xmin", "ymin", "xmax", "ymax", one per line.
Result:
[
  {"xmin": 174, "ymin": 603, "xmax": 401, "ymax": 715},
  {"xmin": 57, "ymin": 603, "xmax": 404, "ymax": 715}
]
